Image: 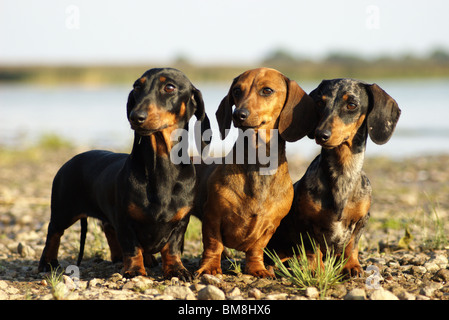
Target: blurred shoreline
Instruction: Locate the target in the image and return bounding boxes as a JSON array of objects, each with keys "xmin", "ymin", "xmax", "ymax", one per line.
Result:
[{"xmin": 2, "ymin": 48, "xmax": 449, "ymax": 85}]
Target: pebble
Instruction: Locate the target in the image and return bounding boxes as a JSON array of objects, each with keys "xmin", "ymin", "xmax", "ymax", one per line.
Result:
[
  {"xmin": 248, "ymin": 288, "xmax": 262, "ymax": 299},
  {"xmin": 411, "ymin": 266, "xmax": 427, "ymax": 275},
  {"xmin": 227, "ymin": 286, "xmax": 241, "ymax": 298},
  {"xmin": 201, "ymin": 274, "xmax": 222, "ymax": 286},
  {"xmin": 396, "ymin": 290, "xmax": 416, "ymax": 300},
  {"xmin": 370, "ymin": 288, "xmax": 399, "ymax": 300},
  {"xmin": 264, "ymin": 293, "xmax": 288, "ymax": 300},
  {"xmin": 63, "ymin": 275, "xmax": 78, "ymax": 291},
  {"xmin": 17, "ymin": 242, "xmax": 35, "ymax": 258},
  {"xmin": 197, "ymin": 285, "xmax": 225, "ymax": 300},
  {"xmin": 420, "ymin": 282, "xmax": 443, "ymax": 297},
  {"xmin": 432, "ymin": 268, "xmax": 449, "ymax": 282},
  {"xmin": 424, "ymin": 262, "xmax": 440, "ymax": 273},
  {"xmin": 164, "ymin": 285, "xmax": 195, "ymax": 300},
  {"xmin": 305, "ymin": 287, "xmax": 319, "ymax": 299},
  {"xmin": 344, "ymin": 288, "xmax": 366, "ymax": 300}
]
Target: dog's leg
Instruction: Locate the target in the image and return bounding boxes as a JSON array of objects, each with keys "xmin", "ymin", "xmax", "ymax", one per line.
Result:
[
  {"xmin": 160, "ymin": 241, "xmax": 191, "ymax": 281},
  {"xmin": 196, "ymin": 226, "xmax": 224, "ymax": 276},
  {"xmin": 245, "ymin": 246, "xmax": 275, "ymax": 278},
  {"xmin": 38, "ymin": 223, "xmax": 64, "ymax": 272},
  {"xmin": 101, "ymin": 221, "xmax": 123, "ymax": 263}
]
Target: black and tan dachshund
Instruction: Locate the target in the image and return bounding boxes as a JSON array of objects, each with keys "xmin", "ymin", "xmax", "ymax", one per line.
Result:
[
  {"xmin": 267, "ymin": 78, "xmax": 401, "ymax": 276},
  {"xmin": 38, "ymin": 68, "xmax": 210, "ymax": 280}
]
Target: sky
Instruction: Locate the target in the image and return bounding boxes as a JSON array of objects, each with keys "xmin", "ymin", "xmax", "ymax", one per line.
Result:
[{"xmin": 1, "ymin": 0, "xmax": 449, "ymax": 65}]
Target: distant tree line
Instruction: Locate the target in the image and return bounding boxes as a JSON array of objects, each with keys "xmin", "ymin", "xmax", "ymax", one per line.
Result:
[{"xmin": 262, "ymin": 47, "xmax": 449, "ymax": 65}]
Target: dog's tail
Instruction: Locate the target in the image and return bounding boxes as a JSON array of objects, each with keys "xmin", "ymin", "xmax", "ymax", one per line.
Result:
[{"xmin": 77, "ymin": 218, "xmax": 88, "ymax": 266}]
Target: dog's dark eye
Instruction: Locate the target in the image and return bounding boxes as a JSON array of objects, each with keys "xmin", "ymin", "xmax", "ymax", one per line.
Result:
[
  {"xmin": 232, "ymin": 87, "xmax": 242, "ymax": 98},
  {"xmin": 133, "ymin": 85, "xmax": 142, "ymax": 95},
  {"xmin": 347, "ymin": 102, "xmax": 358, "ymax": 110},
  {"xmin": 261, "ymin": 87, "xmax": 274, "ymax": 96},
  {"xmin": 164, "ymin": 84, "xmax": 176, "ymax": 93}
]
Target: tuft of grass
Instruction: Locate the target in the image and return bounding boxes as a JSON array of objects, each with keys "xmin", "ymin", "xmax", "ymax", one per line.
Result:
[
  {"xmin": 44, "ymin": 265, "xmax": 64, "ymax": 288},
  {"xmin": 44, "ymin": 265, "xmax": 66, "ymax": 300},
  {"xmin": 226, "ymin": 254, "xmax": 242, "ymax": 276},
  {"xmin": 265, "ymin": 235, "xmax": 348, "ymax": 299},
  {"xmin": 421, "ymin": 193, "xmax": 448, "ymax": 250}
]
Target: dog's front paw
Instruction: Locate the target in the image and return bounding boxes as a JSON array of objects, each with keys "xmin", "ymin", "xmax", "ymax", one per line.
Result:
[
  {"xmin": 195, "ymin": 264, "xmax": 223, "ymax": 278},
  {"xmin": 122, "ymin": 265, "xmax": 147, "ymax": 278},
  {"xmin": 164, "ymin": 264, "xmax": 193, "ymax": 282}
]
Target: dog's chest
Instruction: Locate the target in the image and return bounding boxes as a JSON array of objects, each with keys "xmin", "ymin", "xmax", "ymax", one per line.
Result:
[{"xmin": 327, "ymin": 220, "xmax": 355, "ymax": 251}]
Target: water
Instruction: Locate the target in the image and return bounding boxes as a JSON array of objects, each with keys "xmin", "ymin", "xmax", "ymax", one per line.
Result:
[{"xmin": 1, "ymin": 78, "xmax": 448, "ymax": 159}]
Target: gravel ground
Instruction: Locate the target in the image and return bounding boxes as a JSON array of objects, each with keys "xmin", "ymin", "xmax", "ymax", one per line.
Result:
[{"xmin": 1, "ymin": 147, "xmax": 449, "ymax": 301}]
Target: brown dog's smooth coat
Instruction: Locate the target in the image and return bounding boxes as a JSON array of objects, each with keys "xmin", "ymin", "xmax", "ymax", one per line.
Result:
[{"xmin": 193, "ymin": 68, "xmax": 317, "ymax": 278}]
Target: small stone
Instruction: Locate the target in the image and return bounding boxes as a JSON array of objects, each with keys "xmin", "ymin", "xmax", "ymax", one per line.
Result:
[
  {"xmin": 264, "ymin": 293, "xmax": 288, "ymax": 300},
  {"xmin": 122, "ymin": 276, "xmax": 153, "ymax": 291},
  {"xmin": 198, "ymin": 285, "xmax": 225, "ymax": 300},
  {"xmin": 432, "ymin": 268, "xmax": 449, "ymax": 282},
  {"xmin": 0, "ymin": 290, "xmax": 8, "ymax": 300},
  {"xmin": 201, "ymin": 274, "xmax": 222, "ymax": 286},
  {"xmin": 248, "ymin": 288, "xmax": 262, "ymax": 299},
  {"xmin": 153, "ymin": 294, "xmax": 175, "ymax": 300},
  {"xmin": 416, "ymin": 295, "xmax": 431, "ymax": 300},
  {"xmin": 227, "ymin": 286, "xmax": 241, "ymax": 298},
  {"xmin": 344, "ymin": 288, "xmax": 366, "ymax": 300},
  {"xmin": 305, "ymin": 287, "xmax": 319, "ymax": 299},
  {"xmin": 429, "ymin": 254, "xmax": 448, "ymax": 268},
  {"xmin": 370, "ymin": 288, "xmax": 399, "ymax": 300},
  {"xmin": 63, "ymin": 275, "xmax": 77, "ymax": 291},
  {"xmin": 88, "ymin": 278, "xmax": 104, "ymax": 288},
  {"xmin": 122, "ymin": 281, "xmax": 136, "ymax": 290},
  {"xmin": 410, "ymin": 253, "xmax": 427, "ymax": 266},
  {"xmin": 52, "ymin": 282, "xmax": 69, "ymax": 300},
  {"xmin": 144, "ymin": 288, "xmax": 160, "ymax": 295},
  {"xmin": 396, "ymin": 290, "xmax": 416, "ymax": 300},
  {"xmin": 329, "ymin": 284, "xmax": 347, "ymax": 299},
  {"xmin": 424, "ymin": 262, "xmax": 440, "ymax": 273},
  {"xmin": 420, "ymin": 282, "xmax": 443, "ymax": 297},
  {"xmin": 0, "ymin": 281, "xmax": 9, "ymax": 290},
  {"xmin": 17, "ymin": 242, "xmax": 35, "ymax": 258},
  {"xmin": 411, "ymin": 266, "xmax": 427, "ymax": 275},
  {"xmin": 164, "ymin": 285, "xmax": 195, "ymax": 300},
  {"xmin": 108, "ymin": 272, "xmax": 123, "ymax": 282}
]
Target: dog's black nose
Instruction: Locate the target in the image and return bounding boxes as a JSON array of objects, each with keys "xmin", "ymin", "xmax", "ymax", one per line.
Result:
[
  {"xmin": 315, "ymin": 129, "xmax": 331, "ymax": 143},
  {"xmin": 130, "ymin": 110, "xmax": 147, "ymax": 125},
  {"xmin": 233, "ymin": 108, "xmax": 250, "ymax": 122}
]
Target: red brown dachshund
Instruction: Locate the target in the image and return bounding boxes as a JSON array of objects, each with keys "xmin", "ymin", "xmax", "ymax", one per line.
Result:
[
  {"xmin": 193, "ymin": 68, "xmax": 317, "ymax": 278},
  {"xmin": 267, "ymin": 78, "xmax": 401, "ymax": 276},
  {"xmin": 38, "ymin": 68, "xmax": 210, "ymax": 280}
]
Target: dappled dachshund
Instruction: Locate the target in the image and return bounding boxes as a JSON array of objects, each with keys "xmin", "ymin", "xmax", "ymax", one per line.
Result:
[
  {"xmin": 38, "ymin": 68, "xmax": 210, "ymax": 280},
  {"xmin": 267, "ymin": 78, "xmax": 401, "ymax": 276},
  {"xmin": 193, "ymin": 68, "xmax": 317, "ymax": 278}
]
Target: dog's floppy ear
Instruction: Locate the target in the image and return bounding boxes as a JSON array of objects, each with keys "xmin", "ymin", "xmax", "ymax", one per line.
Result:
[
  {"xmin": 215, "ymin": 76, "xmax": 239, "ymax": 140},
  {"xmin": 191, "ymin": 87, "xmax": 211, "ymax": 152},
  {"xmin": 366, "ymin": 83, "xmax": 401, "ymax": 145},
  {"xmin": 126, "ymin": 89, "xmax": 136, "ymax": 120},
  {"xmin": 278, "ymin": 78, "xmax": 318, "ymax": 142}
]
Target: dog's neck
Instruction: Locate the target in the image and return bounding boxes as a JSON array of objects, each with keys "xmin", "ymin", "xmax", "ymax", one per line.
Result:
[
  {"xmin": 129, "ymin": 131, "xmax": 193, "ymax": 204},
  {"xmin": 318, "ymin": 126, "xmax": 368, "ymax": 211},
  {"xmin": 230, "ymin": 129, "xmax": 289, "ymax": 196}
]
